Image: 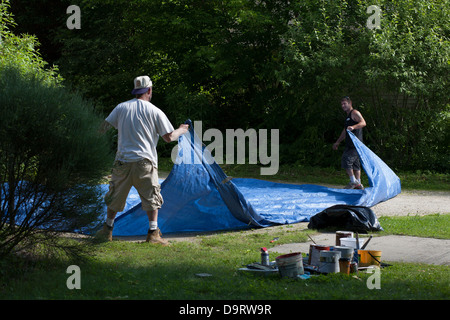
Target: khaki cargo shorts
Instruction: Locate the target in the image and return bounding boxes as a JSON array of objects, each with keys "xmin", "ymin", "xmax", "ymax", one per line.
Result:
[{"xmin": 104, "ymin": 159, "xmax": 163, "ymax": 212}]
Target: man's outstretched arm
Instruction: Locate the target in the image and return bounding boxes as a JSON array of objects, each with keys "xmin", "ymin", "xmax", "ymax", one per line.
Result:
[{"xmin": 162, "ymin": 124, "xmax": 189, "ymax": 143}]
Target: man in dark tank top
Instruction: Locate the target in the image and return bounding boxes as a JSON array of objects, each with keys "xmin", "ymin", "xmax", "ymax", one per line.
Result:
[{"xmin": 333, "ymin": 96, "xmax": 366, "ymax": 189}]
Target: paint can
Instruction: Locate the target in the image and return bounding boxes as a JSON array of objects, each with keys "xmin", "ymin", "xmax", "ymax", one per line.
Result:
[
  {"xmin": 358, "ymin": 250, "xmax": 382, "ymax": 267},
  {"xmin": 335, "ymin": 231, "xmax": 353, "ymax": 246},
  {"xmin": 350, "ymin": 262, "xmax": 358, "ymax": 274},
  {"xmin": 319, "ymin": 251, "xmax": 341, "ymax": 274},
  {"xmin": 339, "ymin": 258, "xmax": 350, "ymax": 274},
  {"xmin": 333, "ymin": 246, "xmax": 354, "ymax": 261},
  {"xmin": 308, "ymin": 244, "xmax": 330, "ymax": 266},
  {"xmin": 276, "ymin": 252, "xmax": 304, "ymax": 278}
]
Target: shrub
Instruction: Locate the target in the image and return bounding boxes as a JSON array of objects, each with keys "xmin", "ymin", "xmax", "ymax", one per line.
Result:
[{"xmin": 0, "ymin": 67, "xmax": 113, "ymax": 259}]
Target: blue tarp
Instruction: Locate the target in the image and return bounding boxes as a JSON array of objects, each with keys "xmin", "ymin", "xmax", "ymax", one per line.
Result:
[{"xmin": 110, "ymin": 122, "xmax": 401, "ymax": 236}]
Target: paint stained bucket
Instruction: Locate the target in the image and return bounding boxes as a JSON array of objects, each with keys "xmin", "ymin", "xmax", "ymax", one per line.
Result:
[
  {"xmin": 339, "ymin": 258, "xmax": 350, "ymax": 274},
  {"xmin": 335, "ymin": 231, "xmax": 353, "ymax": 246},
  {"xmin": 308, "ymin": 245, "xmax": 330, "ymax": 266},
  {"xmin": 334, "ymin": 246, "xmax": 354, "ymax": 261},
  {"xmin": 318, "ymin": 251, "xmax": 341, "ymax": 274},
  {"xmin": 276, "ymin": 252, "xmax": 304, "ymax": 278},
  {"xmin": 358, "ymin": 250, "xmax": 382, "ymax": 267}
]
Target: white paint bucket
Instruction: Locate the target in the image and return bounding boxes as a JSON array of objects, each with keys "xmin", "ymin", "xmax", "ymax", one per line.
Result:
[
  {"xmin": 276, "ymin": 252, "xmax": 304, "ymax": 278},
  {"xmin": 319, "ymin": 251, "xmax": 341, "ymax": 274},
  {"xmin": 308, "ymin": 244, "xmax": 330, "ymax": 266},
  {"xmin": 333, "ymin": 246, "xmax": 354, "ymax": 260}
]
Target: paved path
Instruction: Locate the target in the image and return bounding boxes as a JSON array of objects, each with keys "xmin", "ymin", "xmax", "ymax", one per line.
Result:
[{"xmin": 268, "ymin": 233, "xmax": 450, "ymax": 266}]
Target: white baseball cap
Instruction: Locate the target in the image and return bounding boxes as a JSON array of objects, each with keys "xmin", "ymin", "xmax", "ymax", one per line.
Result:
[{"xmin": 131, "ymin": 75, "xmax": 153, "ymax": 95}]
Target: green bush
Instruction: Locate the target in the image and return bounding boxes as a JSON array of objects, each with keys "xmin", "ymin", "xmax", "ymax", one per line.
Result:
[
  {"xmin": 1, "ymin": 0, "xmax": 113, "ymax": 259},
  {"xmin": 0, "ymin": 67, "xmax": 113, "ymax": 258}
]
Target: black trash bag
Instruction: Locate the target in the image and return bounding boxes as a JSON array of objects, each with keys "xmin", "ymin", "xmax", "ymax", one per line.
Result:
[{"xmin": 307, "ymin": 205, "xmax": 383, "ymax": 233}]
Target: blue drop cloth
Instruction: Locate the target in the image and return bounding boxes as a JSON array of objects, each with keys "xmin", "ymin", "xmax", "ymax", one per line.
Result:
[{"xmin": 110, "ymin": 123, "xmax": 401, "ymax": 236}]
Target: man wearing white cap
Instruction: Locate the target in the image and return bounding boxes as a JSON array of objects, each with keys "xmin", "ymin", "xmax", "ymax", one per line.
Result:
[{"xmin": 97, "ymin": 76, "xmax": 189, "ymax": 244}]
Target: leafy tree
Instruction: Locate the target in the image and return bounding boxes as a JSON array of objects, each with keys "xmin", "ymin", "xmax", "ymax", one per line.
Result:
[
  {"xmin": 54, "ymin": 0, "xmax": 294, "ymax": 129},
  {"xmin": 14, "ymin": 0, "xmax": 449, "ymax": 172},
  {"xmin": 276, "ymin": 0, "xmax": 449, "ymax": 171},
  {"xmin": 0, "ymin": 0, "xmax": 62, "ymax": 84},
  {"xmin": 362, "ymin": 0, "xmax": 450, "ymax": 171},
  {"xmin": 9, "ymin": 0, "xmax": 70, "ymax": 64},
  {"xmin": 54, "ymin": 0, "xmax": 294, "ymax": 159}
]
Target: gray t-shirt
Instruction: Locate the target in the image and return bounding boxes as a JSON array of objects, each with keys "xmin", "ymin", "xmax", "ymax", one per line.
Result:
[{"xmin": 106, "ymin": 98, "xmax": 174, "ymax": 167}]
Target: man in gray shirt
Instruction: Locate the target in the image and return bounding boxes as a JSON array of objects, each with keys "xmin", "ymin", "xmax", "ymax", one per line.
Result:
[{"xmin": 97, "ymin": 76, "xmax": 189, "ymax": 244}]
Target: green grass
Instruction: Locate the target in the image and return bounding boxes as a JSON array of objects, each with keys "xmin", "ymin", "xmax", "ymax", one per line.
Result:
[
  {"xmin": 1, "ymin": 160, "xmax": 449, "ymax": 300},
  {"xmin": 1, "ymin": 215, "xmax": 449, "ymax": 300},
  {"xmin": 378, "ymin": 214, "xmax": 450, "ymax": 239},
  {"xmin": 158, "ymin": 158, "xmax": 450, "ymax": 191}
]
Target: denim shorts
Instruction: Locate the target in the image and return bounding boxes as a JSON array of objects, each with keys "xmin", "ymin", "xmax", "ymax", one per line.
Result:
[{"xmin": 341, "ymin": 148, "xmax": 361, "ymax": 171}]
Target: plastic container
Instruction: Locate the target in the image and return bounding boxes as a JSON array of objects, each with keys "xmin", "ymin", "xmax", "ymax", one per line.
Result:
[
  {"xmin": 358, "ymin": 250, "xmax": 382, "ymax": 267},
  {"xmin": 333, "ymin": 246, "xmax": 354, "ymax": 260},
  {"xmin": 318, "ymin": 251, "xmax": 341, "ymax": 273},
  {"xmin": 340, "ymin": 237, "xmax": 366, "ymax": 249},
  {"xmin": 276, "ymin": 252, "xmax": 304, "ymax": 278},
  {"xmin": 308, "ymin": 244, "xmax": 330, "ymax": 266}
]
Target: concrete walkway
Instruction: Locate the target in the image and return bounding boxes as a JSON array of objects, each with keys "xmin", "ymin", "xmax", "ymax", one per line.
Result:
[{"xmin": 268, "ymin": 233, "xmax": 450, "ymax": 266}]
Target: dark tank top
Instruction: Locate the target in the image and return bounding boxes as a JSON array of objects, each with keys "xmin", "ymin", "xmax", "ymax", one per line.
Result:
[{"xmin": 345, "ymin": 109, "xmax": 363, "ymax": 149}]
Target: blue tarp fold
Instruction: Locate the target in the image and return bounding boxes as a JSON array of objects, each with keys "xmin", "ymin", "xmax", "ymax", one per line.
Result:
[{"xmin": 111, "ymin": 123, "xmax": 401, "ymax": 236}]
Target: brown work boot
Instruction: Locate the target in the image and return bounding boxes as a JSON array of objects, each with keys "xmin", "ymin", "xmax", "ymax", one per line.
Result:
[
  {"xmin": 94, "ymin": 223, "xmax": 113, "ymax": 242},
  {"xmin": 146, "ymin": 228, "xmax": 169, "ymax": 246}
]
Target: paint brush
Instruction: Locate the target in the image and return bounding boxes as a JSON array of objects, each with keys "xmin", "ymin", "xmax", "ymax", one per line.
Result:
[
  {"xmin": 355, "ymin": 232, "xmax": 360, "ymax": 250},
  {"xmin": 307, "ymin": 234, "xmax": 316, "ymax": 244},
  {"xmin": 360, "ymin": 235, "xmax": 373, "ymax": 250}
]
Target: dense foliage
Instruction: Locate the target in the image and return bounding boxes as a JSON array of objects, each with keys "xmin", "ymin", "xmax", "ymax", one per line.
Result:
[
  {"xmin": 0, "ymin": 67, "xmax": 113, "ymax": 258},
  {"xmin": 9, "ymin": 0, "xmax": 450, "ymax": 172},
  {"xmin": 0, "ymin": 0, "xmax": 62, "ymax": 83},
  {"xmin": 0, "ymin": 1, "xmax": 113, "ymax": 258}
]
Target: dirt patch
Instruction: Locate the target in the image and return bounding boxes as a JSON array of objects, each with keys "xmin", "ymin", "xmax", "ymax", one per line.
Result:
[{"xmin": 371, "ymin": 190, "xmax": 450, "ymax": 216}]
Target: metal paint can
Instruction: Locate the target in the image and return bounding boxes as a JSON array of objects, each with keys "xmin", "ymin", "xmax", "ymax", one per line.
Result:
[
  {"xmin": 350, "ymin": 262, "xmax": 358, "ymax": 274},
  {"xmin": 308, "ymin": 244, "xmax": 330, "ymax": 266}
]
